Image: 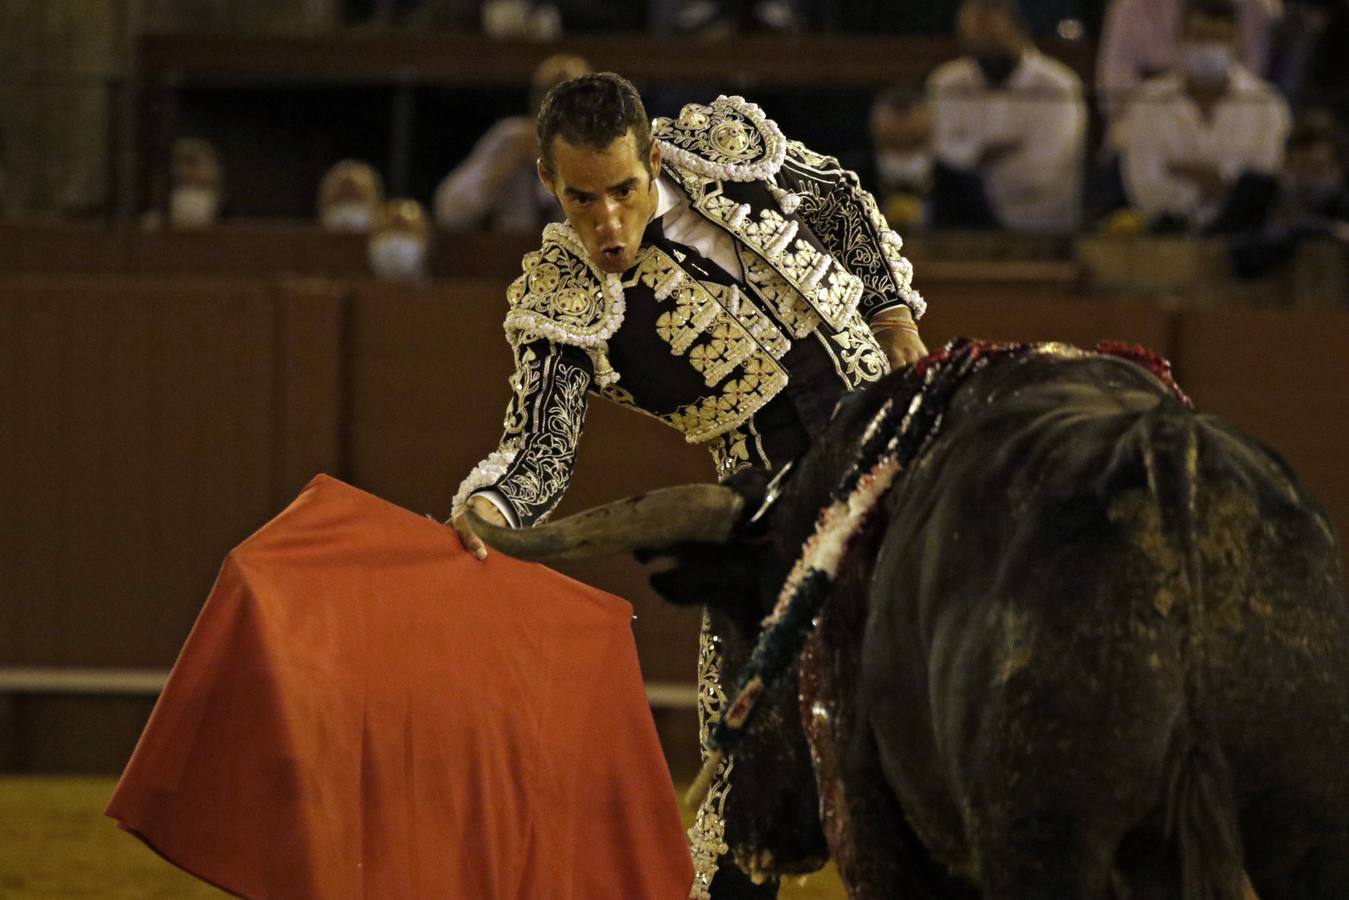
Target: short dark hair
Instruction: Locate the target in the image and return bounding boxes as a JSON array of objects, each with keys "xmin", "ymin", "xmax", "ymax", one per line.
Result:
[
  {"xmin": 536, "ymin": 72, "xmax": 652, "ymax": 175},
  {"xmin": 1184, "ymin": 0, "xmax": 1239, "ymax": 24}
]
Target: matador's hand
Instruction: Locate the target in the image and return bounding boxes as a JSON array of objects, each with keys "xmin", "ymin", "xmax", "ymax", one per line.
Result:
[
  {"xmin": 450, "ymin": 494, "xmax": 509, "ymax": 561},
  {"xmin": 871, "ymin": 309, "xmax": 928, "ymax": 370}
]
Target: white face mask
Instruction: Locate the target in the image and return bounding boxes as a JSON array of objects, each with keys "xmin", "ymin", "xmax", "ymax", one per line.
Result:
[
  {"xmin": 368, "ymin": 233, "xmax": 427, "ymax": 282},
  {"xmin": 1183, "ymin": 41, "xmax": 1233, "ymax": 85},
  {"xmin": 169, "ymin": 187, "xmax": 219, "ymax": 228},
  {"xmin": 877, "ymin": 151, "xmax": 933, "ymax": 190},
  {"xmin": 321, "ymin": 201, "xmax": 374, "ymax": 233}
]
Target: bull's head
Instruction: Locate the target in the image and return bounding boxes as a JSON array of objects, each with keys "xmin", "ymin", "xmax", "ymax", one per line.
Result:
[
  {"xmin": 468, "ymin": 387, "xmax": 902, "ymax": 882},
  {"xmin": 467, "ymin": 476, "xmax": 832, "ymax": 880}
]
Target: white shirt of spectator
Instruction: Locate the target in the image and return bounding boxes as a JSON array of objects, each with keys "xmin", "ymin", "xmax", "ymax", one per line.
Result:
[
  {"xmin": 928, "ymin": 49, "xmax": 1088, "ymax": 235},
  {"xmin": 1096, "ymin": 0, "xmax": 1281, "ymax": 120},
  {"xmin": 1121, "ymin": 64, "xmax": 1290, "ymax": 227},
  {"xmin": 434, "ymin": 116, "xmax": 559, "ymax": 232}
]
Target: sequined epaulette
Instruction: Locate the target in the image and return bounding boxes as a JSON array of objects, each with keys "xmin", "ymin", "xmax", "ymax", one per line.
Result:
[
  {"xmin": 504, "ymin": 222, "xmax": 624, "ymax": 386},
  {"xmin": 653, "ymin": 95, "xmax": 787, "ymax": 183}
]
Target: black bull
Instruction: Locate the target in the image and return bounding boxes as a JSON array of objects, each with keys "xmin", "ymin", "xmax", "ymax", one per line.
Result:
[{"xmin": 472, "ymin": 348, "xmax": 1349, "ymax": 899}]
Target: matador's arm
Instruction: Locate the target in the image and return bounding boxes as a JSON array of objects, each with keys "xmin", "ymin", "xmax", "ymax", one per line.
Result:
[
  {"xmin": 453, "ymin": 337, "xmax": 594, "ymax": 529},
  {"xmin": 775, "ymin": 139, "xmax": 926, "ymax": 327}
]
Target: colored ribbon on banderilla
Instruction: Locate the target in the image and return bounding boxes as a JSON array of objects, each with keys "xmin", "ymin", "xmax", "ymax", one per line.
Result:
[{"xmin": 685, "ymin": 340, "xmax": 998, "ymax": 809}]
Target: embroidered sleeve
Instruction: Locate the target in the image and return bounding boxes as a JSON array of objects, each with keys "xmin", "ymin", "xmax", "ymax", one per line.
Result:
[
  {"xmin": 453, "ymin": 338, "xmax": 594, "ymax": 528},
  {"xmin": 778, "ymin": 140, "xmax": 926, "ymax": 322}
]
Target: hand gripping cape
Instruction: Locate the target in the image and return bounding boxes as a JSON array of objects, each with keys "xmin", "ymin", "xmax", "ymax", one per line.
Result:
[{"xmin": 106, "ymin": 474, "xmax": 694, "ymax": 899}]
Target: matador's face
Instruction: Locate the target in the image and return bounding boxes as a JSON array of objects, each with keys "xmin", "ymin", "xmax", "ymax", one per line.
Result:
[{"xmin": 540, "ymin": 130, "xmax": 661, "ymax": 274}]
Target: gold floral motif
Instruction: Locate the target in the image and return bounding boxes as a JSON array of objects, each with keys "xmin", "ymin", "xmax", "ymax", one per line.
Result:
[
  {"xmin": 710, "ymin": 120, "xmax": 753, "ymax": 159},
  {"xmin": 634, "ymin": 249, "xmax": 788, "ymax": 387},
  {"xmin": 507, "ymin": 236, "xmax": 609, "ymax": 333},
  {"xmin": 654, "ymin": 95, "xmax": 775, "ymax": 172},
  {"xmin": 551, "ymin": 286, "xmax": 594, "ymax": 318},
  {"xmin": 527, "ymin": 260, "xmax": 560, "ymax": 294},
  {"xmin": 677, "ymin": 103, "xmax": 712, "ymax": 130},
  {"xmin": 822, "ymin": 312, "xmax": 889, "ymax": 388},
  {"xmin": 708, "ymin": 427, "xmax": 754, "ymax": 482},
  {"xmin": 669, "ymin": 355, "xmax": 789, "ymax": 443},
  {"xmin": 741, "ymin": 249, "xmax": 821, "ymax": 338}
]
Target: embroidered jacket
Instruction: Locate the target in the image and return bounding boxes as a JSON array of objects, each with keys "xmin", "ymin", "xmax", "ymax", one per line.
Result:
[{"xmin": 454, "ymin": 95, "xmax": 925, "ymax": 527}]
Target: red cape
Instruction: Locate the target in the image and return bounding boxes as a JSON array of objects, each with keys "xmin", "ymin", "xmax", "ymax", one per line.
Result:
[{"xmin": 107, "ymin": 475, "xmax": 693, "ymax": 899}]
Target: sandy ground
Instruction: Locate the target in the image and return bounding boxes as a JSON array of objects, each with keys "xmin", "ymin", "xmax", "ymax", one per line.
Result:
[{"xmin": 0, "ymin": 776, "xmax": 846, "ymax": 899}]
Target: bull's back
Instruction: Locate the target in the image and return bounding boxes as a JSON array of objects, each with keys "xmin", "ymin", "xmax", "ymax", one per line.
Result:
[{"xmin": 860, "ymin": 354, "xmax": 1349, "ymax": 896}]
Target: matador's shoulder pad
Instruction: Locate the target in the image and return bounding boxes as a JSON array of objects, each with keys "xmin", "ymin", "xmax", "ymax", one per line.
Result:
[
  {"xmin": 503, "ymin": 223, "xmax": 626, "ymax": 383},
  {"xmin": 652, "ymin": 95, "xmax": 789, "ymax": 183}
]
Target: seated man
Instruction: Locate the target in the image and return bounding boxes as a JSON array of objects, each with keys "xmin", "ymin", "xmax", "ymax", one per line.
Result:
[
  {"xmin": 1121, "ymin": 0, "xmax": 1291, "ymax": 232},
  {"xmin": 433, "ymin": 53, "xmax": 590, "ymax": 232},
  {"xmin": 1232, "ymin": 107, "xmax": 1349, "ymax": 277},
  {"xmin": 1096, "ymin": 0, "xmax": 1280, "ymax": 135},
  {"xmin": 926, "ymin": 0, "xmax": 1087, "ymax": 234},
  {"xmin": 450, "ymin": 72, "xmax": 926, "ymax": 899}
]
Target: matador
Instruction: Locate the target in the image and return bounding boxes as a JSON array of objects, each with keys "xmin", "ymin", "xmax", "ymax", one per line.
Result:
[{"xmin": 451, "ymin": 72, "xmax": 927, "ymax": 899}]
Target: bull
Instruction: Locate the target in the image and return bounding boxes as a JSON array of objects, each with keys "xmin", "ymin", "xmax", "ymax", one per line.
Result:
[{"xmin": 470, "ymin": 340, "xmax": 1349, "ymax": 900}]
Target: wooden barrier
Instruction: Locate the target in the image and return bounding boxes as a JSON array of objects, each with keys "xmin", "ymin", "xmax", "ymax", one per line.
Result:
[
  {"xmin": 4, "ymin": 273, "xmax": 1348, "ymax": 772},
  {"xmin": 0, "ymin": 221, "xmax": 537, "ymax": 280},
  {"xmin": 1172, "ymin": 306, "xmax": 1349, "ymax": 575},
  {"xmin": 0, "ymin": 222, "xmax": 134, "ymax": 275},
  {"xmin": 0, "ymin": 276, "xmax": 344, "ymax": 669}
]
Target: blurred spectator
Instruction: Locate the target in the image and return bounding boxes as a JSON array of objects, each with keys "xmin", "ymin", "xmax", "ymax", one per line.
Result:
[
  {"xmin": 650, "ymin": 0, "xmax": 804, "ymax": 35},
  {"xmin": 481, "ymin": 0, "xmax": 562, "ymax": 38},
  {"xmin": 1232, "ymin": 108, "xmax": 1349, "ymax": 276},
  {"xmin": 433, "ymin": 53, "xmax": 590, "ymax": 232},
  {"xmin": 166, "ymin": 138, "xmax": 224, "ymax": 229},
  {"xmin": 1097, "ymin": 0, "xmax": 1281, "ymax": 133},
  {"xmin": 369, "ymin": 199, "xmax": 432, "ymax": 282},
  {"xmin": 867, "ymin": 84, "xmax": 933, "ymax": 229},
  {"xmin": 1121, "ymin": 0, "xmax": 1291, "ymax": 232},
  {"xmin": 318, "ymin": 160, "xmax": 385, "ymax": 233},
  {"xmin": 927, "ymin": 0, "xmax": 1087, "ymax": 234}
]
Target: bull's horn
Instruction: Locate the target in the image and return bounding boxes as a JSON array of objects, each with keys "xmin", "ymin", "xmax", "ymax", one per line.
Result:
[{"xmin": 466, "ymin": 484, "xmax": 744, "ymax": 562}]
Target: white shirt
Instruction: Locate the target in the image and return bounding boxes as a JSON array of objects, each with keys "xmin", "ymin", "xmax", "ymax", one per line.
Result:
[
  {"xmin": 652, "ymin": 173, "xmax": 745, "ymax": 281},
  {"xmin": 1121, "ymin": 66, "xmax": 1290, "ymax": 226},
  {"xmin": 1096, "ymin": 0, "xmax": 1282, "ymax": 120},
  {"xmin": 928, "ymin": 51, "xmax": 1087, "ymax": 235}
]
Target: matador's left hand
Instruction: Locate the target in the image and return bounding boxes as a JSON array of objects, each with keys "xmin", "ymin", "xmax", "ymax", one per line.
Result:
[{"xmin": 871, "ymin": 309, "xmax": 928, "ymax": 370}]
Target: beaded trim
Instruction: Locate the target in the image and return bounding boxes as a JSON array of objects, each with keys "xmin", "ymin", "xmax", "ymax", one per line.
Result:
[
  {"xmin": 503, "ymin": 222, "xmax": 626, "ymax": 386},
  {"xmin": 655, "ymin": 95, "xmax": 788, "ymax": 183},
  {"xmin": 450, "ymin": 448, "xmax": 519, "ymax": 520},
  {"xmin": 879, "ymin": 231, "xmax": 926, "ymax": 319}
]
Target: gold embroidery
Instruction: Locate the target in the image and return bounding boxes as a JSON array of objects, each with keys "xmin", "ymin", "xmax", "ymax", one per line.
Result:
[
  {"xmin": 690, "ymin": 180, "xmax": 863, "ymax": 331},
  {"xmin": 708, "ymin": 427, "xmax": 754, "ymax": 482},
  {"xmin": 689, "ymin": 613, "xmax": 735, "ymax": 900},
  {"xmin": 818, "ymin": 313, "xmax": 890, "ymax": 389},
  {"xmin": 741, "ymin": 249, "xmax": 821, "ymax": 338},
  {"xmin": 670, "ymin": 355, "xmax": 789, "ymax": 443},
  {"xmin": 508, "ymin": 239, "xmax": 610, "ymax": 337},
  {"xmin": 633, "ymin": 249, "xmax": 789, "ymax": 387},
  {"xmin": 654, "ymin": 95, "xmax": 786, "ymax": 182}
]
